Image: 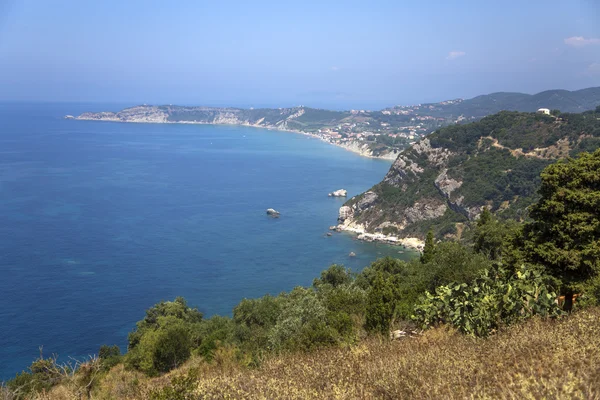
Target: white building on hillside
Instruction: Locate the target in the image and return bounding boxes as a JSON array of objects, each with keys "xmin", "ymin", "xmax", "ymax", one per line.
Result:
[{"xmin": 537, "ymin": 108, "xmax": 551, "ymax": 115}]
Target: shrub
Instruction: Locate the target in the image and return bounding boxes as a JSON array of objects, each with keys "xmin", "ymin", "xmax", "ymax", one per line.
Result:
[
  {"xmin": 128, "ymin": 297, "xmax": 202, "ymax": 351},
  {"xmin": 382, "ymin": 225, "xmax": 399, "ymax": 235},
  {"xmin": 6, "ymin": 355, "xmax": 66, "ymax": 399},
  {"xmin": 233, "ymin": 295, "xmax": 282, "ymax": 329},
  {"xmin": 313, "ymin": 264, "xmax": 353, "ymax": 288},
  {"xmin": 127, "ymin": 323, "xmax": 192, "ymax": 376},
  {"xmin": 413, "ymin": 264, "xmax": 562, "ymax": 337},
  {"xmin": 471, "ymin": 208, "xmax": 521, "ymax": 261},
  {"xmin": 359, "ymin": 253, "xmax": 484, "ymax": 328},
  {"xmin": 152, "ymin": 326, "xmax": 192, "ymax": 373},
  {"xmin": 365, "ymin": 271, "xmax": 401, "ymax": 334},
  {"xmin": 268, "ymin": 288, "xmax": 330, "ymax": 351},
  {"xmin": 233, "ymin": 295, "xmax": 283, "ymax": 357},
  {"xmin": 149, "ymin": 370, "xmax": 197, "ymax": 400},
  {"xmin": 317, "ymin": 283, "xmax": 366, "ymax": 316},
  {"xmin": 194, "ymin": 316, "xmax": 236, "ymax": 361},
  {"xmin": 355, "ymin": 257, "xmax": 408, "ymax": 289},
  {"xmin": 125, "ymin": 298, "xmax": 205, "ymax": 375},
  {"xmin": 98, "ymin": 344, "xmax": 122, "ymax": 371},
  {"xmin": 419, "ymin": 241, "xmax": 491, "ymax": 292}
]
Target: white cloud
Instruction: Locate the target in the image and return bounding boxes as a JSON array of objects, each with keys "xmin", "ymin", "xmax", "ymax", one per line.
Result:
[
  {"xmin": 330, "ymin": 66, "xmax": 341, "ymax": 71},
  {"xmin": 587, "ymin": 62, "xmax": 600, "ymax": 75},
  {"xmin": 446, "ymin": 51, "xmax": 466, "ymax": 60},
  {"xmin": 564, "ymin": 36, "xmax": 600, "ymax": 47}
]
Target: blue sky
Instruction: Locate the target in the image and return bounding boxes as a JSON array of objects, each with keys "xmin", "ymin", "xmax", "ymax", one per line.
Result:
[{"xmin": 0, "ymin": 0, "xmax": 599, "ymax": 109}]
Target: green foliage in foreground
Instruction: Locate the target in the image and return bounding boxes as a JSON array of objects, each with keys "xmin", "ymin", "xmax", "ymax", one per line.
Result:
[
  {"xmin": 365, "ymin": 271, "xmax": 402, "ymax": 334},
  {"xmin": 124, "ymin": 247, "xmax": 490, "ymax": 374},
  {"xmin": 6, "ymin": 142, "xmax": 600, "ymax": 400},
  {"xmin": 411, "ymin": 149, "xmax": 600, "ymax": 335},
  {"xmin": 98, "ymin": 345, "xmax": 122, "ymax": 371},
  {"xmin": 128, "ymin": 325, "xmax": 192, "ymax": 376},
  {"xmin": 125, "ymin": 297, "xmax": 203, "ymax": 376},
  {"xmin": 413, "ymin": 264, "xmax": 562, "ymax": 336},
  {"xmin": 524, "ymin": 148, "xmax": 600, "ymax": 299},
  {"xmin": 149, "ymin": 370, "xmax": 198, "ymax": 400},
  {"xmin": 360, "ymin": 244, "xmax": 490, "ymax": 333},
  {"xmin": 6, "ymin": 356, "xmax": 66, "ymax": 400}
]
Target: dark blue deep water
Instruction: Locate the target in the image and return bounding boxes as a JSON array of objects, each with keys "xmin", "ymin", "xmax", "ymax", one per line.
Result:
[{"xmin": 0, "ymin": 103, "xmax": 414, "ymax": 379}]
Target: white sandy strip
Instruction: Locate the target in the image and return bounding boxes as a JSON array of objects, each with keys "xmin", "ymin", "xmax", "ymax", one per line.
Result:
[{"xmin": 338, "ymin": 224, "xmax": 424, "ymax": 250}]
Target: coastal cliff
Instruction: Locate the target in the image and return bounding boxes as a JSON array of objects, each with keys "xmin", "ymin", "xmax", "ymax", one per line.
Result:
[{"xmin": 338, "ymin": 108, "xmax": 600, "ymax": 240}]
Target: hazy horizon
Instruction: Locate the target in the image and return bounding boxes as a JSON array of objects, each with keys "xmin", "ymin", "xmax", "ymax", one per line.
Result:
[
  {"xmin": 1, "ymin": 0, "xmax": 599, "ymax": 109},
  {"xmin": 2, "ymin": 84, "xmax": 599, "ymax": 112}
]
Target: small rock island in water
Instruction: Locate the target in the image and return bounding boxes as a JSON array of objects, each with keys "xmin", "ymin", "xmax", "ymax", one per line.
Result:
[
  {"xmin": 266, "ymin": 208, "xmax": 280, "ymax": 218},
  {"xmin": 328, "ymin": 189, "xmax": 347, "ymax": 197}
]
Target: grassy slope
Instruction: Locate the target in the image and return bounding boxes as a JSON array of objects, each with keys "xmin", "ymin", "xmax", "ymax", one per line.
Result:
[{"xmin": 40, "ymin": 308, "xmax": 600, "ymax": 399}]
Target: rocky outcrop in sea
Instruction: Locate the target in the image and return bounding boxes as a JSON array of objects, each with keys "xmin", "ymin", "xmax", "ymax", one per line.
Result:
[{"xmin": 328, "ymin": 189, "xmax": 347, "ymax": 197}]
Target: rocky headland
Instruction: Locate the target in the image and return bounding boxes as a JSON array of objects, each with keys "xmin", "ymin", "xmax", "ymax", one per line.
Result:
[{"xmin": 338, "ymin": 109, "xmax": 600, "ymax": 241}]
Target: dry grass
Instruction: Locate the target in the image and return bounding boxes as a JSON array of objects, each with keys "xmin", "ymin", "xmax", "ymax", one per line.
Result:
[{"xmin": 40, "ymin": 308, "xmax": 600, "ymax": 399}]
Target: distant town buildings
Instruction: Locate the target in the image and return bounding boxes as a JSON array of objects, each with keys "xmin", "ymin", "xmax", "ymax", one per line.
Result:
[{"xmin": 300, "ymin": 99, "xmax": 473, "ymax": 152}]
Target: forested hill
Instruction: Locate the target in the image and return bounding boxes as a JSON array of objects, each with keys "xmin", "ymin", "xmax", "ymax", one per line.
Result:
[
  {"xmin": 384, "ymin": 87, "xmax": 600, "ymax": 118},
  {"xmin": 339, "ymin": 107, "xmax": 600, "ymax": 239},
  {"xmin": 464, "ymin": 87, "xmax": 600, "ymax": 115}
]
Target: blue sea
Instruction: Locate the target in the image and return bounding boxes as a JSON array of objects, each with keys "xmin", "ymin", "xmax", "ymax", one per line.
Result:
[{"xmin": 0, "ymin": 103, "xmax": 414, "ymax": 379}]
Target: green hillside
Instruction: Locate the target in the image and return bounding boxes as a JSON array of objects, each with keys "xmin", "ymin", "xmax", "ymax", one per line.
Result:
[{"xmin": 341, "ymin": 107, "xmax": 600, "ymax": 239}]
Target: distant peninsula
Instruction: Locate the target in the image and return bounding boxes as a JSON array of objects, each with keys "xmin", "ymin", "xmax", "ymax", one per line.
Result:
[{"xmin": 68, "ymin": 87, "xmax": 600, "ymax": 159}]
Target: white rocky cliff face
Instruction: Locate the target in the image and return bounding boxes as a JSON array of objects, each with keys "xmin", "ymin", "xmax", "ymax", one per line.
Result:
[
  {"xmin": 78, "ymin": 106, "xmax": 169, "ymax": 123},
  {"xmin": 336, "ymin": 138, "xmax": 471, "ymax": 242}
]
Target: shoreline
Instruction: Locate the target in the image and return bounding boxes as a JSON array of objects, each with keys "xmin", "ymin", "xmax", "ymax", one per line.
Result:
[
  {"xmin": 334, "ymin": 223, "xmax": 424, "ymax": 251},
  {"xmin": 262, "ymin": 125, "xmax": 398, "ymax": 161},
  {"xmin": 70, "ymin": 116, "xmax": 398, "ymax": 161}
]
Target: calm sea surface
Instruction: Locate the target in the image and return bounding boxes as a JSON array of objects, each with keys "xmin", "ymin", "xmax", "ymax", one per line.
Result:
[{"xmin": 0, "ymin": 103, "xmax": 414, "ymax": 379}]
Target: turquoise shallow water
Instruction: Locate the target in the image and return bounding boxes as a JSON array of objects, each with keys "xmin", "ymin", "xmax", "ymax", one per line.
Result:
[{"xmin": 0, "ymin": 103, "xmax": 415, "ymax": 379}]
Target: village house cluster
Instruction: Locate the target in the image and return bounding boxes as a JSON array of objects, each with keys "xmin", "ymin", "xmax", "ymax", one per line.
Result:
[{"xmin": 312, "ymin": 101, "xmax": 467, "ymax": 149}]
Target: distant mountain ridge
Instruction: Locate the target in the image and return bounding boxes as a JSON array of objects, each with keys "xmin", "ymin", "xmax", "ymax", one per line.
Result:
[
  {"xmin": 459, "ymin": 87, "xmax": 600, "ymax": 115},
  {"xmin": 385, "ymin": 87, "xmax": 600, "ymax": 118}
]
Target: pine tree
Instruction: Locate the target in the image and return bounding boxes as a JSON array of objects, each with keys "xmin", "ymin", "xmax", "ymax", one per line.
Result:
[
  {"xmin": 421, "ymin": 230, "xmax": 435, "ymax": 264},
  {"xmin": 365, "ymin": 272, "xmax": 398, "ymax": 334},
  {"xmin": 524, "ymin": 149, "xmax": 600, "ymax": 310},
  {"xmin": 477, "ymin": 207, "xmax": 492, "ymax": 227}
]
